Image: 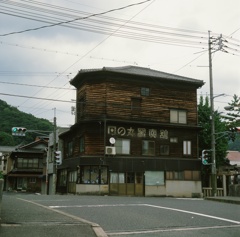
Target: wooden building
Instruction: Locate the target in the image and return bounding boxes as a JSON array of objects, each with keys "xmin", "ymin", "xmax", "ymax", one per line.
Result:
[
  {"xmin": 6, "ymin": 138, "xmax": 48, "ymax": 193},
  {"xmin": 58, "ymin": 66, "xmax": 204, "ymax": 197}
]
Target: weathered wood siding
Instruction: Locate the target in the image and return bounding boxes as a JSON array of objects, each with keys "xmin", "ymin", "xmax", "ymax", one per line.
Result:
[{"xmin": 76, "ymin": 78, "xmax": 198, "ymax": 125}]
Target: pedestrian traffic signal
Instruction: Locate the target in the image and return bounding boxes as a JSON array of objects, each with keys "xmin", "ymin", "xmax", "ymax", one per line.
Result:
[
  {"xmin": 12, "ymin": 127, "xmax": 27, "ymax": 136},
  {"xmin": 54, "ymin": 151, "xmax": 62, "ymax": 165},
  {"xmin": 202, "ymin": 149, "xmax": 212, "ymax": 165}
]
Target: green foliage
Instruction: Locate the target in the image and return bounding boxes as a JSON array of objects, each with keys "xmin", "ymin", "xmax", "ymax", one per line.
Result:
[
  {"xmin": 0, "ymin": 99, "xmax": 53, "ymax": 146},
  {"xmin": 198, "ymin": 96, "xmax": 229, "ymax": 186},
  {"xmin": 222, "ymin": 94, "xmax": 240, "ymax": 151}
]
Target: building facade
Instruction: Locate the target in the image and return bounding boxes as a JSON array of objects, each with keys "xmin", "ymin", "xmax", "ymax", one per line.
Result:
[
  {"xmin": 5, "ymin": 138, "xmax": 48, "ymax": 193},
  {"xmin": 57, "ymin": 66, "xmax": 204, "ymax": 197}
]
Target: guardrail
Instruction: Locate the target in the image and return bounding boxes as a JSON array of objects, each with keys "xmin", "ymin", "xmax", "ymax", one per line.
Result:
[{"xmin": 202, "ymin": 187, "xmax": 224, "ymax": 197}]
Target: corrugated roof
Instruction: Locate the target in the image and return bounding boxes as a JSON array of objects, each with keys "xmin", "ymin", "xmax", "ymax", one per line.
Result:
[{"xmin": 76, "ymin": 65, "xmax": 204, "ymax": 85}]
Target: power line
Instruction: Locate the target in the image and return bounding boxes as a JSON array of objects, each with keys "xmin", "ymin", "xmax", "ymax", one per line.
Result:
[
  {"xmin": 0, "ymin": 81, "xmax": 75, "ymax": 90},
  {"xmin": 0, "ymin": 0, "xmax": 152, "ymax": 36}
]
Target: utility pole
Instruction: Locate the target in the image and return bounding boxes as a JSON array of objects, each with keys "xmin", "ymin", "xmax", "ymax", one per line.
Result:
[
  {"xmin": 52, "ymin": 108, "xmax": 57, "ymax": 194},
  {"xmin": 208, "ymin": 31, "xmax": 224, "ymax": 196},
  {"xmin": 208, "ymin": 31, "xmax": 217, "ymax": 196}
]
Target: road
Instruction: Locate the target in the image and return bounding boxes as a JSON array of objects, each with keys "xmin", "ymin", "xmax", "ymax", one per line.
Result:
[{"xmin": 2, "ymin": 193, "xmax": 240, "ymax": 237}]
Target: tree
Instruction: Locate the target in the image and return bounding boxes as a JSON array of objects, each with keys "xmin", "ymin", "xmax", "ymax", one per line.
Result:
[
  {"xmin": 223, "ymin": 94, "xmax": 240, "ymax": 151},
  {"xmin": 198, "ymin": 96, "xmax": 229, "ymax": 186}
]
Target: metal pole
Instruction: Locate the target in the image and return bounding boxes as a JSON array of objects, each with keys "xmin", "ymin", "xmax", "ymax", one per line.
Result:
[
  {"xmin": 208, "ymin": 31, "xmax": 217, "ymax": 196},
  {"xmin": 53, "ymin": 108, "xmax": 57, "ymax": 194}
]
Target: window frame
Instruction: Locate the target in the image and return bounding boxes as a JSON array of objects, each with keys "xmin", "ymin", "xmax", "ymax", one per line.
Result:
[
  {"xmin": 115, "ymin": 138, "xmax": 130, "ymax": 155},
  {"xmin": 170, "ymin": 109, "xmax": 187, "ymax": 124},
  {"xmin": 141, "ymin": 87, "xmax": 150, "ymax": 96},
  {"xmin": 183, "ymin": 140, "xmax": 191, "ymax": 155},
  {"xmin": 142, "ymin": 140, "xmax": 155, "ymax": 156}
]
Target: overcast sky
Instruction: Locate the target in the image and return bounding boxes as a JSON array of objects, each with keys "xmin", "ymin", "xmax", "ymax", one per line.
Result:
[{"xmin": 0, "ymin": 0, "xmax": 239, "ymax": 128}]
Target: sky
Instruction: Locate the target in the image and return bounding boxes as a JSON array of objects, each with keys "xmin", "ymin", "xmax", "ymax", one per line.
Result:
[{"xmin": 0, "ymin": 0, "xmax": 239, "ymax": 128}]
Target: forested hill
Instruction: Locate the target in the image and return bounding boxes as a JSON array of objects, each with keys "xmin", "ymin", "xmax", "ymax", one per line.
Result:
[{"xmin": 0, "ymin": 99, "xmax": 54, "ymax": 146}]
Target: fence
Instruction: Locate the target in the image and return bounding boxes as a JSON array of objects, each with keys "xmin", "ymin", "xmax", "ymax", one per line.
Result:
[{"xmin": 202, "ymin": 187, "xmax": 224, "ymax": 197}]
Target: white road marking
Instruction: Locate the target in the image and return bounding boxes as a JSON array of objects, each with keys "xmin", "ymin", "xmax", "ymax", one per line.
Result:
[
  {"xmin": 106, "ymin": 225, "xmax": 240, "ymax": 236},
  {"xmin": 144, "ymin": 204, "xmax": 240, "ymax": 224},
  {"xmin": 49, "ymin": 203, "xmax": 240, "ymax": 225}
]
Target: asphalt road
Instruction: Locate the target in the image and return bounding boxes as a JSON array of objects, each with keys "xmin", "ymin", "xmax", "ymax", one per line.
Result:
[{"xmin": 2, "ymin": 193, "xmax": 240, "ymax": 237}]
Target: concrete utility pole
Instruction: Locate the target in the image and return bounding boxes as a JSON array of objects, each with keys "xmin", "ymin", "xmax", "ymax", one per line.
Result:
[
  {"xmin": 208, "ymin": 31, "xmax": 224, "ymax": 197},
  {"xmin": 208, "ymin": 31, "xmax": 217, "ymax": 197},
  {"xmin": 52, "ymin": 108, "xmax": 57, "ymax": 194}
]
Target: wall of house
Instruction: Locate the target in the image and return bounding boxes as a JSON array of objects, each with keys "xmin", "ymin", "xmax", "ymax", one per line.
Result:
[
  {"xmin": 76, "ymin": 184, "xmax": 108, "ymax": 195},
  {"xmin": 165, "ymin": 180, "xmax": 202, "ymax": 197},
  {"xmin": 76, "ymin": 79, "xmax": 198, "ymax": 125}
]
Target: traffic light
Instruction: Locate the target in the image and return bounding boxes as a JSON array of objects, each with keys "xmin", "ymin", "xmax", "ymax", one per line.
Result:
[
  {"xmin": 12, "ymin": 127, "xmax": 27, "ymax": 136},
  {"xmin": 54, "ymin": 151, "xmax": 62, "ymax": 165},
  {"xmin": 202, "ymin": 149, "xmax": 212, "ymax": 165}
]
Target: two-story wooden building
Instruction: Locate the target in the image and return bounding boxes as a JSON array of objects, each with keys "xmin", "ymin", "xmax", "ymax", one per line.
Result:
[{"xmin": 57, "ymin": 66, "xmax": 204, "ymax": 197}]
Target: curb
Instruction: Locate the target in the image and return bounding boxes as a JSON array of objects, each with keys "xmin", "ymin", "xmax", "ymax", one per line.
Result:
[{"xmin": 205, "ymin": 197, "xmax": 240, "ymax": 205}]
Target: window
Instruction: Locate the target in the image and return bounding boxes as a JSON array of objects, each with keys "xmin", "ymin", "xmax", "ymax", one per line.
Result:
[
  {"xmin": 145, "ymin": 171, "xmax": 165, "ymax": 185},
  {"xmin": 142, "ymin": 140, "xmax": 155, "ymax": 156},
  {"xmin": 81, "ymin": 166, "xmax": 108, "ymax": 184},
  {"xmin": 183, "ymin": 141, "xmax": 191, "ymax": 155},
  {"xmin": 67, "ymin": 141, "xmax": 73, "ymax": 157},
  {"xmin": 141, "ymin": 87, "xmax": 150, "ymax": 96},
  {"xmin": 160, "ymin": 145, "xmax": 169, "ymax": 155},
  {"xmin": 170, "ymin": 137, "xmax": 178, "ymax": 143},
  {"xmin": 29, "ymin": 178, "xmax": 36, "ymax": 183},
  {"xmin": 115, "ymin": 139, "xmax": 130, "ymax": 154},
  {"xmin": 17, "ymin": 158, "xmax": 40, "ymax": 169},
  {"xmin": 79, "ymin": 136, "xmax": 85, "ymax": 153},
  {"xmin": 77, "ymin": 96, "xmax": 86, "ymax": 118},
  {"xmin": 59, "ymin": 170, "xmax": 67, "ymax": 186},
  {"xmin": 170, "ymin": 109, "xmax": 187, "ymax": 124},
  {"xmin": 131, "ymin": 98, "xmax": 141, "ymax": 115},
  {"xmin": 68, "ymin": 171, "xmax": 77, "ymax": 182},
  {"xmin": 166, "ymin": 171, "xmax": 184, "ymax": 180}
]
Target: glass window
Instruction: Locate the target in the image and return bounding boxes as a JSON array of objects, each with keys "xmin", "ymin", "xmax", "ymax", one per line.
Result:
[
  {"xmin": 170, "ymin": 137, "xmax": 178, "ymax": 143},
  {"xmin": 81, "ymin": 166, "xmax": 108, "ymax": 184},
  {"xmin": 145, "ymin": 171, "xmax": 164, "ymax": 185},
  {"xmin": 183, "ymin": 141, "xmax": 191, "ymax": 155},
  {"xmin": 141, "ymin": 87, "xmax": 150, "ymax": 96},
  {"xmin": 160, "ymin": 145, "xmax": 169, "ymax": 155},
  {"xmin": 170, "ymin": 109, "xmax": 187, "ymax": 124},
  {"xmin": 115, "ymin": 139, "xmax": 130, "ymax": 155},
  {"xmin": 110, "ymin": 173, "xmax": 125, "ymax": 183},
  {"xmin": 131, "ymin": 98, "xmax": 141, "ymax": 115},
  {"xmin": 68, "ymin": 141, "xmax": 73, "ymax": 156},
  {"xmin": 79, "ymin": 136, "xmax": 85, "ymax": 153},
  {"xmin": 142, "ymin": 140, "xmax": 155, "ymax": 156}
]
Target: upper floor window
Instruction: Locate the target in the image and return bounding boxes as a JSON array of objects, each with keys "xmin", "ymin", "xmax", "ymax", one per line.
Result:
[
  {"xmin": 17, "ymin": 158, "xmax": 41, "ymax": 169},
  {"xmin": 77, "ymin": 96, "xmax": 86, "ymax": 118},
  {"xmin": 170, "ymin": 109, "xmax": 187, "ymax": 124},
  {"xmin": 142, "ymin": 140, "xmax": 155, "ymax": 156},
  {"xmin": 141, "ymin": 87, "xmax": 150, "ymax": 96},
  {"xmin": 131, "ymin": 98, "xmax": 141, "ymax": 115},
  {"xmin": 79, "ymin": 136, "xmax": 85, "ymax": 153},
  {"xmin": 115, "ymin": 138, "xmax": 130, "ymax": 155},
  {"xmin": 160, "ymin": 145, "xmax": 169, "ymax": 155},
  {"xmin": 67, "ymin": 141, "xmax": 73, "ymax": 157},
  {"xmin": 183, "ymin": 140, "xmax": 191, "ymax": 155}
]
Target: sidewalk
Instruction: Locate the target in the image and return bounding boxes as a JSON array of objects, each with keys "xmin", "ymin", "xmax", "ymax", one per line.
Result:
[
  {"xmin": 205, "ymin": 196, "xmax": 240, "ymax": 205},
  {"xmin": 0, "ymin": 192, "xmax": 107, "ymax": 237}
]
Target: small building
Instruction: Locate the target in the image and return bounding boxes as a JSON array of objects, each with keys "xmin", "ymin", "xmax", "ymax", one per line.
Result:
[
  {"xmin": 57, "ymin": 66, "xmax": 204, "ymax": 197},
  {"xmin": 5, "ymin": 138, "xmax": 48, "ymax": 193}
]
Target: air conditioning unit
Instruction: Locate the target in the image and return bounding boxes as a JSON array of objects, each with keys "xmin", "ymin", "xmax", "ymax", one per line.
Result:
[{"xmin": 105, "ymin": 146, "xmax": 116, "ymax": 155}]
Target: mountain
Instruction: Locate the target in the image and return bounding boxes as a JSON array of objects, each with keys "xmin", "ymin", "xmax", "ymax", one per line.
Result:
[{"xmin": 0, "ymin": 99, "xmax": 54, "ymax": 146}]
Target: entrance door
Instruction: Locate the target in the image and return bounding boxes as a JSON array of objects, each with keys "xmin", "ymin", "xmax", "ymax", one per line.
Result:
[{"xmin": 110, "ymin": 172, "xmax": 144, "ymax": 196}]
